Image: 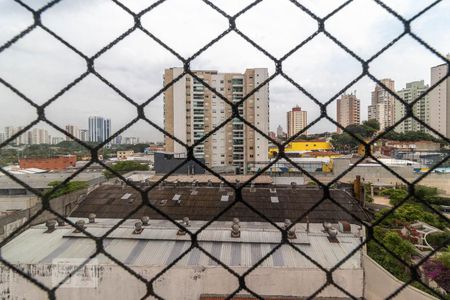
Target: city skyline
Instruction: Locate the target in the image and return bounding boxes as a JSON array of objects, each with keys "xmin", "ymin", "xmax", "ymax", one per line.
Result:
[{"xmin": 0, "ymin": 1, "xmax": 449, "ymax": 141}]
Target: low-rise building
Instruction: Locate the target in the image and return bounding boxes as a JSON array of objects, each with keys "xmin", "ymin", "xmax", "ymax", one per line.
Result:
[
  {"xmin": 19, "ymin": 155, "xmax": 77, "ymax": 170},
  {"xmin": 0, "ymin": 218, "xmax": 365, "ymax": 299},
  {"xmin": 116, "ymin": 150, "xmax": 134, "ymax": 160},
  {"xmin": 269, "ymin": 140, "xmax": 333, "ymax": 158}
]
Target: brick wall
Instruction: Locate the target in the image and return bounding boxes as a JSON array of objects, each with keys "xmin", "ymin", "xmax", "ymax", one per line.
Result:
[{"xmin": 19, "ymin": 155, "xmax": 77, "ymax": 170}]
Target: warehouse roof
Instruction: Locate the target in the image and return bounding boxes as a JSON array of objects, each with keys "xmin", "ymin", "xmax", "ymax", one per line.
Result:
[
  {"xmin": 71, "ymin": 185, "xmax": 369, "ymax": 224},
  {"xmin": 1, "ymin": 218, "xmax": 363, "ymax": 269},
  {"xmin": 0, "ymin": 172, "xmax": 104, "ymax": 189}
]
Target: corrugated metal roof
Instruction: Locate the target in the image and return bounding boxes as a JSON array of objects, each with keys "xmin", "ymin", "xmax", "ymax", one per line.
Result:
[
  {"xmin": 2, "ymin": 219, "xmax": 363, "ymax": 270},
  {"xmin": 71, "ymin": 185, "xmax": 369, "ymax": 224}
]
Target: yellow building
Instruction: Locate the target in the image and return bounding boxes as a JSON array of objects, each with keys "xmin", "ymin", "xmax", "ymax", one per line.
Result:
[
  {"xmin": 269, "ymin": 140, "xmax": 333, "ymax": 158},
  {"xmin": 117, "ymin": 150, "xmax": 134, "ymax": 160}
]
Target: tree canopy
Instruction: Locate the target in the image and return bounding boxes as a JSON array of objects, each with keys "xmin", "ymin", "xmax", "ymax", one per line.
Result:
[{"xmin": 103, "ymin": 161, "xmax": 149, "ymax": 178}]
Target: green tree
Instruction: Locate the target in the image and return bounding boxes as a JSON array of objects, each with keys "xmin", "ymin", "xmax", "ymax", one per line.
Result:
[
  {"xmin": 103, "ymin": 161, "xmax": 149, "ymax": 178},
  {"xmin": 363, "ymin": 119, "xmax": 380, "ymax": 131},
  {"xmin": 45, "ymin": 181, "xmax": 88, "ymax": 199}
]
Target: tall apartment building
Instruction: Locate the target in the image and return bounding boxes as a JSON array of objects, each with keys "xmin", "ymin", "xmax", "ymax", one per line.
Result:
[
  {"xmin": 4, "ymin": 126, "xmax": 29, "ymax": 145},
  {"xmin": 88, "ymin": 116, "xmax": 111, "ymax": 143},
  {"xmin": 65, "ymin": 124, "xmax": 80, "ymax": 141},
  {"xmin": 29, "ymin": 128, "xmax": 50, "ymax": 145},
  {"xmin": 287, "ymin": 106, "xmax": 308, "ymax": 137},
  {"xmin": 394, "ymin": 80, "xmax": 430, "ymax": 133},
  {"xmin": 368, "ymin": 79, "xmax": 395, "ymax": 131},
  {"xmin": 336, "ymin": 93, "xmax": 360, "ymax": 133},
  {"xmin": 163, "ymin": 67, "xmax": 269, "ymax": 172},
  {"xmin": 429, "ymin": 57, "xmax": 450, "ymax": 138},
  {"xmin": 79, "ymin": 129, "xmax": 89, "ymax": 142}
]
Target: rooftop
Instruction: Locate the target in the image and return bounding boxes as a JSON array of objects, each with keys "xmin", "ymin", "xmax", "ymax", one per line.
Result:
[
  {"xmin": 0, "ymin": 172, "xmax": 104, "ymax": 190},
  {"xmin": 2, "ymin": 218, "xmax": 363, "ymax": 269},
  {"xmin": 70, "ymin": 185, "xmax": 369, "ymax": 224}
]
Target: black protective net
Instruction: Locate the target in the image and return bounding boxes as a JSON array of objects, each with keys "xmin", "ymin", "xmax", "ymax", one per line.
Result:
[{"xmin": 0, "ymin": 0, "xmax": 449, "ymax": 299}]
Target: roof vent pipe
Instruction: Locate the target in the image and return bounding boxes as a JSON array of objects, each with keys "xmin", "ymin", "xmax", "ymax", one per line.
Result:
[
  {"xmin": 235, "ymin": 179, "xmax": 240, "ymax": 189},
  {"xmin": 231, "ymin": 218, "xmax": 240, "ymax": 238},
  {"xmin": 74, "ymin": 220, "xmax": 86, "ymax": 233},
  {"xmin": 322, "ymin": 222, "xmax": 332, "ymax": 232},
  {"xmin": 88, "ymin": 213, "xmax": 96, "ymax": 223},
  {"xmin": 329, "ymin": 227, "xmax": 338, "ymax": 238},
  {"xmin": 183, "ymin": 217, "xmax": 190, "ymax": 227},
  {"xmin": 207, "ymin": 179, "xmax": 212, "ymax": 187},
  {"xmin": 290, "ymin": 182, "xmax": 297, "ymax": 190},
  {"xmin": 141, "ymin": 216, "xmax": 150, "ymax": 226},
  {"xmin": 284, "ymin": 219, "xmax": 296, "ymax": 239},
  {"xmin": 158, "ymin": 180, "xmax": 165, "ymax": 190},
  {"xmin": 177, "ymin": 217, "xmax": 190, "ymax": 235},
  {"xmin": 219, "ymin": 182, "xmax": 225, "ymax": 191},
  {"xmin": 45, "ymin": 219, "xmax": 57, "ymax": 233},
  {"xmin": 250, "ymin": 182, "xmax": 256, "ymax": 192},
  {"xmin": 133, "ymin": 221, "xmax": 144, "ymax": 234}
]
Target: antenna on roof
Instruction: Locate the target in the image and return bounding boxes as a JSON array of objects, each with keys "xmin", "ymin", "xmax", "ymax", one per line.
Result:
[{"xmin": 306, "ymin": 216, "xmax": 310, "ymax": 233}]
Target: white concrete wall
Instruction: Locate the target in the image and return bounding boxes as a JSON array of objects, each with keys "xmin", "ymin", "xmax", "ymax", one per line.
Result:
[
  {"xmin": 172, "ymin": 67, "xmax": 187, "ymax": 154},
  {"xmin": 253, "ymin": 68, "xmax": 269, "ymax": 162},
  {"xmin": 0, "ymin": 264, "xmax": 363, "ymax": 299},
  {"xmin": 363, "ymin": 254, "xmax": 438, "ymax": 300},
  {"xmin": 0, "ymin": 196, "xmax": 39, "ymax": 211}
]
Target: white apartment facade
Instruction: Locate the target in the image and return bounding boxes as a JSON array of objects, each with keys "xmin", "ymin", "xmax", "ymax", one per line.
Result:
[
  {"xmin": 368, "ymin": 79, "xmax": 395, "ymax": 131},
  {"xmin": 394, "ymin": 80, "xmax": 430, "ymax": 133},
  {"xmin": 164, "ymin": 68, "xmax": 269, "ymax": 172},
  {"xmin": 429, "ymin": 58, "xmax": 450, "ymax": 138}
]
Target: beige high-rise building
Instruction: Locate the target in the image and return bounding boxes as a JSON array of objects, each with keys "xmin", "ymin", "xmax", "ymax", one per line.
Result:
[
  {"xmin": 65, "ymin": 124, "xmax": 80, "ymax": 141},
  {"xmin": 29, "ymin": 128, "xmax": 50, "ymax": 145},
  {"xmin": 163, "ymin": 67, "xmax": 269, "ymax": 172},
  {"xmin": 394, "ymin": 80, "xmax": 430, "ymax": 133},
  {"xmin": 429, "ymin": 56, "xmax": 450, "ymax": 138},
  {"xmin": 368, "ymin": 79, "xmax": 395, "ymax": 131},
  {"xmin": 287, "ymin": 106, "xmax": 307, "ymax": 138},
  {"xmin": 336, "ymin": 93, "xmax": 360, "ymax": 133}
]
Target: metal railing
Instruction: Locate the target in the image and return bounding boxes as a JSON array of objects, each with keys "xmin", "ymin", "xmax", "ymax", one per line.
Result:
[{"xmin": 0, "ymin": 0, "xmax": 449, "ymax": 299}]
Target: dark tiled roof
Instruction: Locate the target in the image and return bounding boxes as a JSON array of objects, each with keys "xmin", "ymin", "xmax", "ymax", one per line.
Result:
[{"xmin": 70, "ymin": 185, "xmax": 369, "ymax": 224}]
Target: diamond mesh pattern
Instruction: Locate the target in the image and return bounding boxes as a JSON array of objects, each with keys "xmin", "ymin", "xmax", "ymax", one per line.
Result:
[{"xmin": 0, "ymin": 0, "xmax": 449, "ymax": 299}]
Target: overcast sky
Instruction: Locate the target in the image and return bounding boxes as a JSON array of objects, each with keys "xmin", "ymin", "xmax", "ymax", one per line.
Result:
[{"xmin": 0, "ymin": 0, "xmax": 449, "ymax": 142}]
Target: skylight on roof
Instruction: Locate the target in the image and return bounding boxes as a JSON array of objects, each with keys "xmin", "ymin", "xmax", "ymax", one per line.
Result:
[
  {"xmin": 172, "ymin": 194, "xmax": 181, "ymax": 201},
  {"xmin": 220, "ymin": 195, "xmax": 229, "ymax": 202},
  {"xmin": 270, "ymin": 196, "xmax": 279, "ymax": 203},
  {"xmin": 121, "ymin": 193, "xmax": 132, "ymax": 200}
]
